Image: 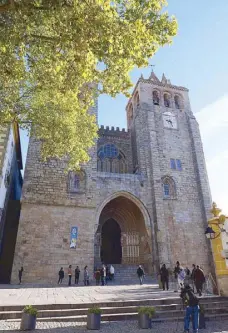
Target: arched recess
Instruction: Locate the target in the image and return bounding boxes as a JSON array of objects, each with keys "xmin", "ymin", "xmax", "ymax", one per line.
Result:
[{"xmin": 94, "ymin": 192, "xmax": 154, "ymax": 270}]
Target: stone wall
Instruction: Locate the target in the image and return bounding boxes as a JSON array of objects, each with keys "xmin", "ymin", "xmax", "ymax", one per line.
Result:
[{"xmin": 11, "ymin": 203, "xmax": 95, "ymax": 283}]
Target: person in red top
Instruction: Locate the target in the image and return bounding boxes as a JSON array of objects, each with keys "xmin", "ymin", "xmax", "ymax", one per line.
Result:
[{"xmin": 194, "ymin": 265, "xmax": 205, "ymax": 296}]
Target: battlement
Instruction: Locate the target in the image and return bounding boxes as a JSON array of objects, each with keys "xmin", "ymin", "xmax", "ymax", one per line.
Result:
[{"xmin": 98, "ymin": 125, "xmax": 130, "ymax": 138}]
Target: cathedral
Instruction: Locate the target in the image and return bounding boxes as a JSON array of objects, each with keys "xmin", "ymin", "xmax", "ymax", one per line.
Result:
[{"xmin": 11, "ymin": 72, "xmax": 213, "ymax": 283}]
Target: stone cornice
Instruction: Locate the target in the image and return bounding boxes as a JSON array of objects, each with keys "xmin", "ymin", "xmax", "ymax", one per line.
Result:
[{"xmin": 139, "ymin": 78, "xmax": 189, "ymax": 92}]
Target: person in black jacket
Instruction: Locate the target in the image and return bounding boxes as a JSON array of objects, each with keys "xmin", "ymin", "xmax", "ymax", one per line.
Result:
[
  {"xmin": 75, "ymin": 266, "xmax": 80, "ymax": 285},
  {"xmin": 137, "ymin": 265, "xmax": 145, "ymax": 285},
  {"xmin": 160, "ymin": 264, "xmax": 169, "ymax": 291},
  {"xmin": 180, "ymin": 284, "xmax": 199, "ymax": 333},
  {"xmin": 18, "ymin": 267, "xmax": 23, "ymax": 284},
  {"xmin": 58, "ymin": 267, "xmax": 64, "ymax": 284}
]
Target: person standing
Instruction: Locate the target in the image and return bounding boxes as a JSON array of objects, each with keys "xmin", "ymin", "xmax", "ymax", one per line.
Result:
[
  {"xmin": 75, "ymin": 266, "xmax": 80, "ymax": 285},
  {"xmin": 178, "ymin": 267, "xmax": 186, "ymax": 288},
  {"xmin": 58, "ymin": 267, "xmax": 64, "ymax": 284},
  {"xmin": 137, "ymin": 265, "xmax": 145, "ymax": 285},
  {"xmin": 84, "ymin": 266, "xmax": 89, "ymax": 286},
  {"xmin": 160, "ymin": 264, "xmax": 169, "ymax": 291},
  {"xmin": 94, "ymin": 268, "xmax": 101, "ymax": 285},
  {"xmin": 68, "ymin": 265, "xmax": 72, "ymax": 286},
  {"xmin": 18, "ymin": 266, "xmax": 23, "ymax": 284},
  {"xmin": 191, "ymin": 264, "xmax": 196, "ymax": 292},
  {"xmin": 173, "ymin": 261, "xmax": 181, "ymax": 292},
  {"xmin": 180, "ymin": 284, "xmax": 200, "ymax": 333},
  {"xmin": 105, "ymin": 265, "xmax": 109, "ymax": 284},
  {"xmin": 194, "ymin": 265, "xmax": 205, "ymax": 296},
  {"xmin": 100, "ymin": 264, "xmax": 106, "ymax": 286},
  {"xmin": 110, "ymin": 265, "xmax": 115, "ymax": 281}
]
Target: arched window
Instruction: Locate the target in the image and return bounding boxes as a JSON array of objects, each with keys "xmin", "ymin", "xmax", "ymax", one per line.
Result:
[
  {"xmin": 134, "ymin": 92, "xmax": 140, "ymax": 107},
  {"xmin": 164, "ymin": 93, "xmax": 171, "ymax": 107},
  {"xmin": 97, "ymin": 145, "xmax": 127, "ymax": 173},
  {"xmin": 162, "ymin": 176, "xmax": 176, "ymax": 199},
  {"xmin": 174, "ymin": 95, "xmax": 181, "ymax": 109},
  {"xmin": 153, "ymin": 91, "xmax": 160, "ymax": 105}
]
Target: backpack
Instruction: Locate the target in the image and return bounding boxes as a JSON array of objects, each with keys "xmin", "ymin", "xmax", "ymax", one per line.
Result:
[{"xmin": 183, "ymin": 289, "xmax": 199, "ymax": 307}]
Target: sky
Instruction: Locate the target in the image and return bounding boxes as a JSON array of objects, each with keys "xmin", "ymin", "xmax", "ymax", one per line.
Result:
[{"xmin": 20, "ymin": 0, "xmax": 228, "ymax": 214}]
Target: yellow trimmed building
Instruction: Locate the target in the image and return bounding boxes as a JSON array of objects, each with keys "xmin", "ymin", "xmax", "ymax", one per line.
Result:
[{"xmin": 207, "ymin": 203, "xmax": 228, "ymax": 295}]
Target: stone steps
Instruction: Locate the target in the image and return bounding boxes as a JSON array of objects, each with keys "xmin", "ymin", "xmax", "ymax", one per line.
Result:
[
  {"xmin": 105, "ymin": 265, "xmax": 155, "ymax": 284},
  {"xmin": 1, "ymin": 296, "xmax": 228, "ymax": 323},
  {"xmin": 1, "ymin": 303, "xmax": 228, "ymax": 320}
]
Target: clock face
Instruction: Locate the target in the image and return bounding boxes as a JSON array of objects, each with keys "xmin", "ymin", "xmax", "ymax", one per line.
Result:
[{"xmin": 163, "ymin": 112, "xmax": 177, "ymax": 129}]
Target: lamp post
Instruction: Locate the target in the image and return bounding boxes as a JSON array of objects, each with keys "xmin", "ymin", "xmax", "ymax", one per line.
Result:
[{"xmin": 205, "ymin": 202, "xmax": 228, "ymax": 296}]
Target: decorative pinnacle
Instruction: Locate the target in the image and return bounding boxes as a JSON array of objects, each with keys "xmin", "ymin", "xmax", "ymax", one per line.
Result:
[{"xmin": 210, "ymin": 202, "xmax": 222, "ymax": 217}]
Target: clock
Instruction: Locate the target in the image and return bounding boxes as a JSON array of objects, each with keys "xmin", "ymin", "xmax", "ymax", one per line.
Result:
[{"xmin": 163, "ymin": 112, "xmax": 177, "ymax": 129}]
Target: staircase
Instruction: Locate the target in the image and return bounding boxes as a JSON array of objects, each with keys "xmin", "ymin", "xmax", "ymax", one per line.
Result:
[
  {"xmin": 112, "ymin": 265, "xmax": 156, "ymax": 285},
  {"xmin": 1, "ymin": 296, "xmax": 228, "ymax": 323}
]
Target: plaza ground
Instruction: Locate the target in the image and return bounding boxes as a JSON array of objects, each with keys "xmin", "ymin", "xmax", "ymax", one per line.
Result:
[
  {"xmin": 0, "ymin": 283, "xmax": 171, "ymax": 306},
  {"xmin": 0, "ymin": 283, "xmax": 228, "ymax": 332}
]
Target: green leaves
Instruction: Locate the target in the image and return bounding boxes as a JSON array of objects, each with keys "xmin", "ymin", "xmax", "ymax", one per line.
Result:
[{"xmin": 0, "ymin": 0, "xmax": 177, "ymax": 170}]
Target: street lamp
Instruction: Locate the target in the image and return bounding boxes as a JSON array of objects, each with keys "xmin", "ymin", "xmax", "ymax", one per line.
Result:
[
  {"xmin": 205, "ymin": 226, "xmax": 216, "ymax": 240},
  {"xmin": 205, "ymin": 202, "xmax": 226, "ymax": 240},
  {"xmin": 205, "ymin": 223, "xmax": 226, "ymax": 240}
]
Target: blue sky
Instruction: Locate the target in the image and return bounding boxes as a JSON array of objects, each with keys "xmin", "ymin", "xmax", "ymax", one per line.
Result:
[{"xmin": 20, "ymin": 0, "xmax": 228, "ymax": 213}]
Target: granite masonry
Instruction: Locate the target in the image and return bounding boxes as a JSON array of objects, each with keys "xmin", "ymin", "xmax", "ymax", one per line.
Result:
[{"xmin": 11, "ymin": 72, "xmax": 213, "ymax": 283}]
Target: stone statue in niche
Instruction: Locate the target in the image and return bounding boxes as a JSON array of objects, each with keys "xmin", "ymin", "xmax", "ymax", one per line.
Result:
[{"xmin": 68, "ymin": 170, "xmax": 86, "ymax": 193}]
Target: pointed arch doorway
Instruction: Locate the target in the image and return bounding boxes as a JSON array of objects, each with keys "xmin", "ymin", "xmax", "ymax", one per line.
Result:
[
  {"xmin": 95, "ymin": 193, "xmax": 153, "ymax": 271},
  {"xmin": 100, "ymin": 218, "xmax": 122, "ymax": 264}
]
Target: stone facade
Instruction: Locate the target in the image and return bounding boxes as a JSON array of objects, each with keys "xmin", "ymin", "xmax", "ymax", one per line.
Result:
[{"xmin": 12, "ymin": 73, "xmax": 213, "ymax": 283}]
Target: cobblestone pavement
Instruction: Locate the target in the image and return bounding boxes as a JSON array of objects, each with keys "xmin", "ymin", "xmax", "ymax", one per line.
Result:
[
  {"xmin": 0, "ymin": 283, "xmax": 187, "ymax": 306},
  {"xmin": 0, "ymin": 320, "xmax": 228, "ymax": 332}
]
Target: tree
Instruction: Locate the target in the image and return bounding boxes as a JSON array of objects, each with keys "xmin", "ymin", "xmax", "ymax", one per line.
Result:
[{"xmin": 0, "ymin": 0, "xmax": 177, "ymax": 169}]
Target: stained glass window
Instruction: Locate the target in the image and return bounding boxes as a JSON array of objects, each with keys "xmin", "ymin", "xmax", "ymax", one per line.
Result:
[
  {"xmin": 163, "ymin": 184, "xmax": 170, "ymax": 197},
  {"xmin": 176, "ymin": 159, "xmax": 182, "ymax": 171},
  {"xmin": 170, "ymin": 159, "xmax": 176, "ymax": 169},
  {"xmin": 162, "ymin": 176, "xmax": 176, "ymax": 199}
]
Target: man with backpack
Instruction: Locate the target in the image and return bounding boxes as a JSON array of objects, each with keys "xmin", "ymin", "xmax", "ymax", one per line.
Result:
[{"xmin": 180, "ymin": 283, "xmax": 199, "ymax": 333}]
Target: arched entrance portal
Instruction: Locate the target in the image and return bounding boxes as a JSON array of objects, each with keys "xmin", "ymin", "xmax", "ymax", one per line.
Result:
[
  {"xmin": 101, "ymin": 219, "xmax": 122, "ymax": 264},
  {"xmin": 95, "ymin": 194, "xmax": 152, "ymax": 270}
]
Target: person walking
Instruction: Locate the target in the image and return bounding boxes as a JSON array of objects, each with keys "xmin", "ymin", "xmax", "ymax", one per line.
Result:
[
  {"xmin": 180, "ymin": 284, "xmax": 200, "ymax": 333},
  {"xmin": 160, "ymin": 264, "xmax": 169, "ymax": 290},
  {"xmin": 173, "ymin": 261, "xmax": 181, "ymax": 292},
  {"xmin": 94, "ymin": 268, "xmax": 101, "ymax": 286},
  {"xmin": 75, "ymin": 266, "xmax": 80, "ymax": 285},
  {"xmin": 68, "ymin": 265, "xmax": 72, "ymax": 286},
  {"xmin": 100, "ymin": 264, "xmax": 106, "ymax": 286},
  {"xmin": 184, "ymin": 267, "xmax": 191, "ymax": 287},
  {"xmin": 137, "ymin": 265, "xmax": 145, "ymax": 285},
  {"xmin": 18, "ymin": 266, "xmax": 23, "ymax": 284},
  {"xmin": 58, "ymin": 267, "xmax": 64, "ymax": 284},
  {"xmin": 110, "ymin": 264, "xmax": 115, "ymax": 281},
  {"xmin": 84, "ymin": 266, "xmax": 89, "ymax": 286},
  {"xmin": 178, "ymin": 267, "xmax": 186, "ymax": 288},
  {"xmin": 194, "ymin": 265, "xmax": 205, "ymax": 296}
]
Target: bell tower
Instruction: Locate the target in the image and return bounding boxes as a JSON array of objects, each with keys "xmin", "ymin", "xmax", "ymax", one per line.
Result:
[{"xmin": 126, "ymin": 72, "xmax": 212, "ymax": 272}]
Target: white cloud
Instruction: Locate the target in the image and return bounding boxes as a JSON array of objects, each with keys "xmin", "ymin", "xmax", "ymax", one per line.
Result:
[{"xmin": 196, "ymin": 96, "xmax": 228, "ymax": 215}]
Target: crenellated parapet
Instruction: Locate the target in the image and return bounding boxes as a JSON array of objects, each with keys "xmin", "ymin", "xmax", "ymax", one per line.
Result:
[{"xmin": 98, "ymin": 125, "xmax": 130, "ymax": 138}]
